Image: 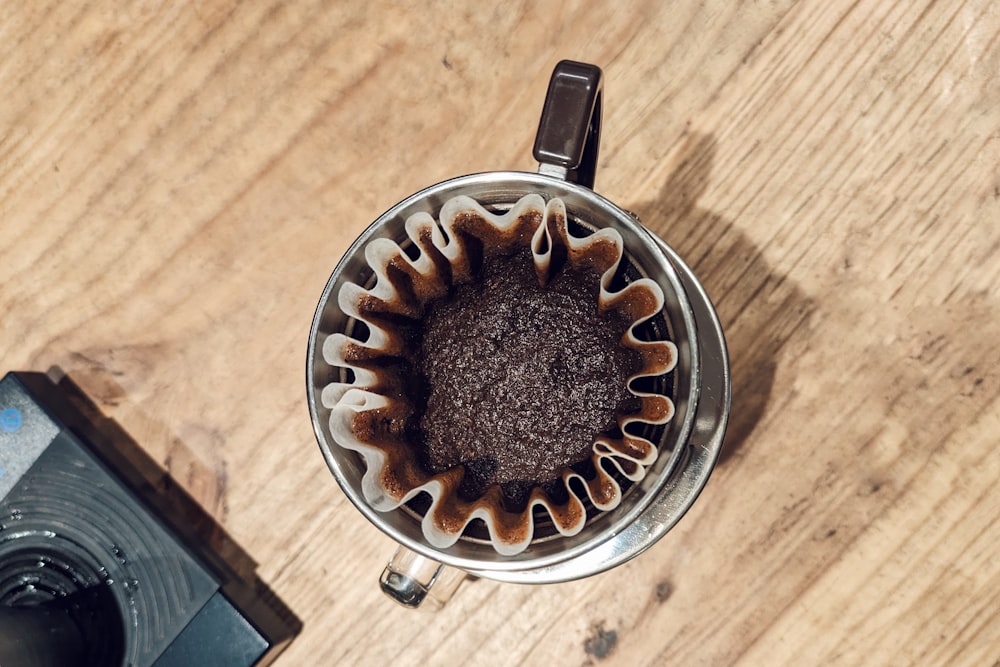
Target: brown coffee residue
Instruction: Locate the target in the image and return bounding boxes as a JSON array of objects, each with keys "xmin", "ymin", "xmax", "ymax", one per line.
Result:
[
  {"xmin": 418, "ymin": 247, "xmax": 640, "ymax": 505},
  {"xmin": 584, "ymin": 622, "xmax": 619, "ymax": 660}
]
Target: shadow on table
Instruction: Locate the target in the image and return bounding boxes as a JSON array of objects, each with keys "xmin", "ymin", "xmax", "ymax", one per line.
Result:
[{"xmin": 629, "ymin": 132, "xmax": 815, "ymax": 466}]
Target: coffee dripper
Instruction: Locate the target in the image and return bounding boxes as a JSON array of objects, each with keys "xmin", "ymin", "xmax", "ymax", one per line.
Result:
[{"xmin": 307, "ymin": 60, "xmax": 730, "ymax": 608}]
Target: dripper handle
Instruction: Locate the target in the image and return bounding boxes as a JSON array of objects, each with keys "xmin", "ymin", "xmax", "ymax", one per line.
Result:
[
  {"xmin": 533, "ymin": 60, "xmax": 603, "ymax": 189},
  {"xmin": 379, "ymin": 545, "xmax": 466, "ymax": 610}
]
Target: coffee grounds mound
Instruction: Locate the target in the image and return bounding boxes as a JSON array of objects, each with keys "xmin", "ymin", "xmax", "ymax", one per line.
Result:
[{"xmin": 415, "ymin": 248, "xmax": 640, "ymax": 504}]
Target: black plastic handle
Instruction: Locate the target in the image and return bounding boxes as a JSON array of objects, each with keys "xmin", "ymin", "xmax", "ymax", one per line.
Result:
[{"xmin": 532, "ymin": 60, "xmax": 604, "ymax": 189}]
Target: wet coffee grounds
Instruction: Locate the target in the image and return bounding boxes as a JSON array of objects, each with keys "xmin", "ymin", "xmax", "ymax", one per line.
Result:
[{"xmin": 415, "ymin": 249, "xmax": 640, "ymax": 501}]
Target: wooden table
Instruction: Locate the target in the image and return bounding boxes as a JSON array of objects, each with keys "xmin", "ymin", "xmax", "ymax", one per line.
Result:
[{"xmin": 3, "ymin": 1, "xmax": 998, "ymax": 665}]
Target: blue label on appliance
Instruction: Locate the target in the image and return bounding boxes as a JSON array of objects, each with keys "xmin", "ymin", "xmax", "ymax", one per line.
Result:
[{"xmin": 0, "ymin": 375, "xmax": 60, "ymax": 497}]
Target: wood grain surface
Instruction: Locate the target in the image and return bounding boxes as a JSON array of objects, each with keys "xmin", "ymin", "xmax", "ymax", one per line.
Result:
[{"xmin": 2, "ymin": 1, "xmax": 999, "ymax": 665}]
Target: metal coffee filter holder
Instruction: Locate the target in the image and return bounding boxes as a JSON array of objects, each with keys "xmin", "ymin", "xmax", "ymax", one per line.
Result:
[{"xmin": 307, "ymin": 61, "xmax": 730, "ymax": 608}]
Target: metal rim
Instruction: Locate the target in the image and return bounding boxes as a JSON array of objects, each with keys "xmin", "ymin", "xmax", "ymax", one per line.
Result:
[{"xmin": 307, "ymin": 171, "xmax": 719, "ymax": 578}]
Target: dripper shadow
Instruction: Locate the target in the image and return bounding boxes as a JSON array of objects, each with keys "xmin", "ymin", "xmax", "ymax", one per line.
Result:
[{"xmin": 630, "ymin": 133, "xmax": 815, "ymax": 465}]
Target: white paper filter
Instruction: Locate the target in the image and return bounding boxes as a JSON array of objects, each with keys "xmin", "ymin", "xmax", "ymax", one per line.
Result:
[{"xmin": 322, "ymin": 194, "xmax": 677, "ymax": 555}]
